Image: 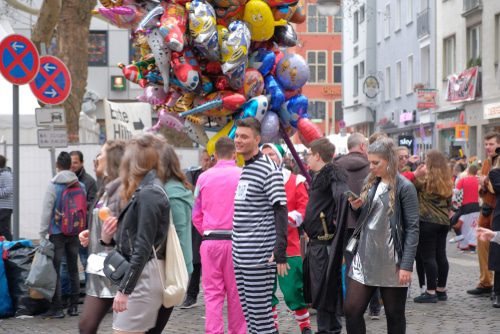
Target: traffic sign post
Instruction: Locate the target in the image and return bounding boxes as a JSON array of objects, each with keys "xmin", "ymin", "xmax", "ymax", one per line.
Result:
[
  {"xmin": 29, "ymin": 55, "xmax": 71, "ymax": 105},
  {"xmin": 35, "ymin": 107, "xmax": 66, "ymax": 127}
]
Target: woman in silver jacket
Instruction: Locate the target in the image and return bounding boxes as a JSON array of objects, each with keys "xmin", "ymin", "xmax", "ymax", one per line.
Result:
[
  {"xmin": 78, "ymin": 140, "xmax": 126, "ymax": 334},
  {"xmin": 344, "ymin": 137, "xmax": 419, "ymax": 334}
]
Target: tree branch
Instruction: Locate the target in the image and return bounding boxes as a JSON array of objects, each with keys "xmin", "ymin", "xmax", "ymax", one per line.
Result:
[{"xmin": 5, "ymin": 0, "xmax": 41, "ymax": 16}]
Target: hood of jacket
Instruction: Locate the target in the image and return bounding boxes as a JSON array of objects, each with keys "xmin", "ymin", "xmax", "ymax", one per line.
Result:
[
  {"xmin": 165, "ymin": 179, "xmax": 194, "ymax": 207},
  {"xmin": 337, "ymin": 152, "xmax": 369, "ymax": 173},
  {"xmin": 312, "ymin": 162, "xmax": 347, "ymax": 192},
  {"xmin": 51, "ymin": 170, "xmax": 78, "ymax": 184}
]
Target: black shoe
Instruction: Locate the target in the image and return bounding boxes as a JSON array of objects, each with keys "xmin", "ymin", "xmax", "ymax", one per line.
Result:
[
  {"xmin": 493, "ymin": 295, "xmax": 500, "ymax": 308},
  {"xmin": 67, "ymin": 305, "xmax": 78, "ymax": 316},
  {"xmin": 436, "ymin": 291, "xmax": 448, "ymax": 301},
  {"xmin": 467, "ymin": 287, "xmax": 493, "ymax": 296},
  {"xmin": 369, "ymin": 309, "xmax": 380, "ymax": 320},
  {"xmin": 413, "ymin": 292, "xmax": 438, "ymax": 303},
  {"xmin": 301, "ymin": 327, "xmax": 313, "ymax": 334},
  {"xmin": 40, "ymin": 308, "xmax": 65, "ymax": 319},
  {"xmin": 180, "ymin": 297, "xmax": 198, "ymax": 309}
]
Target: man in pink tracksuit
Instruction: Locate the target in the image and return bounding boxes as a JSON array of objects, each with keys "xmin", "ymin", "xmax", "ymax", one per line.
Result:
[{"xmin": 192, "ymin": 137, "xmax": 247, "ymax": 334}]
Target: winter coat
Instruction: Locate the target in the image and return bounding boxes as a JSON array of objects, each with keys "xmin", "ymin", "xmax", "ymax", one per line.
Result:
[
  {"xmin": 0, "ymin": 168, "xmax": 13, "ymax": 209},
  {"xmin": 76, "ymin": 167, "xmax": 98, "ymax": 213},
  {"xmin": 488, "ymin": 168, "xmax": 500, "ymax": 271}
]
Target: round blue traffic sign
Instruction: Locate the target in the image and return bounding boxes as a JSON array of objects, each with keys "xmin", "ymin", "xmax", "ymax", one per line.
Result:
[{"xmin": 0, "ymin": 34, "xmax": 40, "ymax": 85}]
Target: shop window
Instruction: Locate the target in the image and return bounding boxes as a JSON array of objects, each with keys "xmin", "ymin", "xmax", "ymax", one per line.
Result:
[
  {"xmin": 88, "ymin": 31, "xmax": 108, "ymax": 67},
  {"xmin": 308, "ymin": 101, "xmax": 327, "ymax": 120}
]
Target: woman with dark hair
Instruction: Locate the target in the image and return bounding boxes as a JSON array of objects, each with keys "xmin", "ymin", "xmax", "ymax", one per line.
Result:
[
  {"xmin": 413, "ymin": 150, "xmax": 453, "ymax": 303},
  {"xmin": 78, "ymin": 140, "xmax": 126, "ymax": 334},
  {"xmin": 147, "ymin": 144, "xmax": 194, "ymax": 334},
  {"xmin": 345, "ymin": 137, "xmax": 419, "ymax": 334},
  {"xmin": 100, "ymin": 133, "xmax": 170, "ymax": 334}
]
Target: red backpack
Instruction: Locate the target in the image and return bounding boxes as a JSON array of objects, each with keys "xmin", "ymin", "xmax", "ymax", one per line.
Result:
[{"xmin": 54, "ymin": 181, "xmax": 87, "ymax": 236}]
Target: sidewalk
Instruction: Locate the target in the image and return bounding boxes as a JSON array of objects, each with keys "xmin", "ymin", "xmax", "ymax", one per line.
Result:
[{"xmin": 1, "ymin": 239, "xmax": 499, "ymax": 333}]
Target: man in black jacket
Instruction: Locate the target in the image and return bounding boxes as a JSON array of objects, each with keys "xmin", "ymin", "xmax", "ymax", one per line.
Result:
[{"xmin": 303, "ymin": 138, "xmax": 349, "ymax": 334}]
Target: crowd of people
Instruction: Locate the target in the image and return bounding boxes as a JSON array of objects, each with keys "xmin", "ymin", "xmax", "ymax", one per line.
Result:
[{"xmin": 2, "ymin": 119, "xmax": 499, "ymax": 334}]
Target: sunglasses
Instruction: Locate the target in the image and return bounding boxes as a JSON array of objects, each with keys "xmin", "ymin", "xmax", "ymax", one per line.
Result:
[{"xmin": 399, "ymin": 155, "xmax": 409, "ymax": 160}]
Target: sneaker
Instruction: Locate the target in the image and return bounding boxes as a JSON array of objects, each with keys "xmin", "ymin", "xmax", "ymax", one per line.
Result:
[
  {"xmin": 449, "ymin": 235, "xmax": 464, "ymax": 243},
  {"xmin": 40, "ymin": 308, "xmax": 65, "ymax": 319},
  {"xmin": 436, "ymin": 291, "xmax": 448, "ymax": 301},
  {"xmin": 467, "ymin": 287, "xmax": 493, "ymax": 296},
  {"xmin": 369, "ymin": 310, "xmax": 380, "ymax": 320},
  {"xmin": 67, "ymin": 305, "xmax": 78, "ymax": 316},
  {"xmin": 301, "ymin": 327, "xmax": 313, "ymax": 334},
  {"xmin": 413, "ymin": 292, "xmax": 438, "ymax": 303},
  {"xmin": 180, "ymin": 297, "xmax": 198, "ymax": 309}
]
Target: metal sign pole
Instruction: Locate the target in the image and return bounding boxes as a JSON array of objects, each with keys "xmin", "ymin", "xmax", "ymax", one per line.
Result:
[
  {"xmin": 12, "ymin": 85, "xmax": 20, "ymax": 240},
  {"xmin": 49, "ymin": 123, "xmax": 56, "ymax": 177}
]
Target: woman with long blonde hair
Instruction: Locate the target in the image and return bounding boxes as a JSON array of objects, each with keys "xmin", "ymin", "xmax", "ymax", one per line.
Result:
[
  {"xmin": 101, "ymin": 133, "xmax": 170, "ymax": 334},
  {"xmin": 413, "ymin": 150, "xmax": 453, "ymax": 303},
  {"xmin": 345, "ymin": 137, "xmax": 419, "ymax": 334}
]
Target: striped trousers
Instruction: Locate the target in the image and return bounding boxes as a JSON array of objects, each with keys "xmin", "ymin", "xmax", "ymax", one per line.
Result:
[{"xmin": 234, "ymin": 264, "xmax": 277, "ymax": 334}]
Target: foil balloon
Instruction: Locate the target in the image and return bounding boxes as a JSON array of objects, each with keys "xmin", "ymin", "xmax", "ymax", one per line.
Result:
[
  {"xmin": 243, "ymin": 0, "xmax": 287, "ymax": 42},
  {"xmin": 171, "ymin": 48, "xmax": 201, "ymax": 91},
  {"xmin": 297, "ymin": 118, "xmax": 322, "ymax": 146},
  {"xmin": 150, "ymin": 108, "xmax": 185, "ymax": 132},
  {"xmin": 274, "ymin": 24, "xmax": 298, "ymax": 47},
  {"xmin": 137, "ymin": 85, "xmax": 168, "ymax": 105},
  {"xmin": 158, "ymin": 2, "xmax": 187, "ymax": 52},
  {"xmin": 215, "ymin": 6, "xmax": 245, "ymax": 27},
  {"xmin": 264, "ymin": 75, "xmax": 285, "ymax": 111},
  {"xmin": 249, "ymin": 48, "xmax": 276, "ymax": 76},
  {"xmin": 93, "ymin": 3, "xmax": 142, "ymax": 28},
  {"xmin": 275, "ymin": 53, "xmax": 310, "ymax": 90},
  {"xmin": 228, "ymin": 95, "xmax": 269, "ymax": 138},
  {"xmin": 220, "ymin": 21, "xmax": 251, "ymax": 90},
  {"xmin": 172, "ymin": 92, "xmax": 196, "ymax": 113},
  {"xmin": 284, "ymin": 88, "xmax": 301, "ymax": 100},
  {"xmin": 290, "ymin": 1, "xmax": 306, "ymax": 24},
  {"xmin": 118, "ymin": 63, "xmax": 143, "ymax": 85},
  {"xmin": 135, "ymin": 4, "xmax": 164, "ymax": 33},
  {"xmin": 279, "ymin": 94, "xmax": 308, "ymax": 128},
  {"xmin": 184, "ymin": 121, "xmax": 209, "ymax": 146},
  {"xmin": 266, "ymin": 0, "xmax": 302, "ymax": 6},
  {"xmin": 147, "ymin": 28, "xmax": 171, "ymax": 91},
  {"xmin": 206, "ymin": 120, "xmax": 234, "ymax": 156},
  {"xmin": 212, "ymin": 0, "xmax": 246, "ymax": 7},
  {"xmin": 238, "ymin": 68, "xmax": 265, "ymax": 99},
  {"xmin": 187, "ymin": 0, "xmax": 220, "ymax": 61},
  {"xmin": 260, "ymin": 111, "xmax": 280, "ymax": 143}
]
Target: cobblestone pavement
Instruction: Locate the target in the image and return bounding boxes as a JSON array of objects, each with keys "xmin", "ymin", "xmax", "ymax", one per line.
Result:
[{"xmin": 1, "ymin": 238, "xmax": 500, "ymax": 333}]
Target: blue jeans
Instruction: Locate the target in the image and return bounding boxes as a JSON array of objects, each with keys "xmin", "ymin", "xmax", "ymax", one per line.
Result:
[{"xmin": 61, "ymin": 245, "xmax": 88, "ymax": 296}]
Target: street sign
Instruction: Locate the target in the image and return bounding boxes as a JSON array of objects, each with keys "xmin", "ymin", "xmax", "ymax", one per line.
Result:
[
  {"xmin": 37, "ymin": 128, "xmax": 68, "ymax": 148},
  {"xmin": 29, "ymin": 55, "xmax": 71, "ymax": 105},
  {"xmin": 35, "ymin": 107, "xmax": 66, "ymax": 127},
  {"xmin": 0, "ymin": 34, "xmax": 40, "ymax": 85},
  {"xmin": 104, "ymin": 100, "xmax": 152, "ymax": 140}
]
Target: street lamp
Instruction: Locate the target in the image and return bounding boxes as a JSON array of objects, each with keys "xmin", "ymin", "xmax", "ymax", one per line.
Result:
[{"xmin": 317, "ymin": 0, "xmax": 341, "ymax": 16}]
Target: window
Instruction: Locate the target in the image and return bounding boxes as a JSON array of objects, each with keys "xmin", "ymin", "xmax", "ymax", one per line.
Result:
[
  {"xmin": 443, "ymin": 35, "xmax": 456, "ymax": 78},
  {"xmin": 407, "ymin": 0, "xmax": 414, "ymax": 24},
  {"xmin": 396, "ymin": 61, "xmax": 402, "ymax": 98},
  {"xmin": 88, "ymin": 31, "xmax": 108, "ymax": 66},
  {"xmin": 407, "ymin": 55, "xmax": 414, "ymax": 93},
  {"xmin": 333, "ymin": 52, "xmax": 342, "ymax": 84},
  {"xmin": 307, "ymin": 51, "xmax": 327, "ymax": 83},
  {"xmin": 467, "ymin": 25, "xmax": 481, "ymax": 63},
  {"xmin": 354, "ymin": 65, "xmax": 359, "ymax": 96},
  {"xmin": 334, "ymin": 16, "xmax": 342, "ymax": 33},
  {"xmin": 353, "ymin": 11, "xmax": 359, "ymax": 42},
  {"xmin": 385, "ymin": 66, "xmax": 391, "ymax": 101},
  {"xmin": 360, "ymin": 5, "xmax": 365, "ymax": 23},
  {"xmin": 384, "ymin": 3, "xmax": 391, "ymax": 38},
  {"xmin": 395, "ymin": 0, "xmax": 401, "ymax": 31},
  {"xmin": 334, "ymin": 100, "xmax": 343, "ymax": 121},
  {"xmin": 359, "ymin": 61, "xmax": 365, "ymax": 78},
  {"xmin": 495, "ymin": 14, "xmax": 500, "ymax": 65},
  {"xmin": 308, "ymin": 101, "xmax": 327, "ymax": 120},
  {"xmin": 354, "ymin": 46, "xmax": 358, "ymax": 57},
  {"xmin": 307, "ymin": 5, "xmax": 327, "ymax": 33}
]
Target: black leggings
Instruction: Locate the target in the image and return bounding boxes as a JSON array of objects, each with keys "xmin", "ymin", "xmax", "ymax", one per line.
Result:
[
  {"xmin": 344, "ymin": 279, "xmax": 408, "ymax": 334},
  {"xmin": 417, "ymin": 221, "xmax": 449, "ymax": 291},
  {"xmin": 79, "ymin": 295, "xmax": 113, "ymax": 334}
]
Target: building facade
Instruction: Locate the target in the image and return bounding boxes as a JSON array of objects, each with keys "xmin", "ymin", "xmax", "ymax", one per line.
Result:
[{"xmin": 294, "ymin": 0, "xmax": 343, "ymax": 136}]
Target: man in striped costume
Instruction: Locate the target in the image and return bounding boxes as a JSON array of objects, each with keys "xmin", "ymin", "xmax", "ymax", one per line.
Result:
[{"xmin": 232, "ymin": 118, "xmax": 289, "ymax": 334}]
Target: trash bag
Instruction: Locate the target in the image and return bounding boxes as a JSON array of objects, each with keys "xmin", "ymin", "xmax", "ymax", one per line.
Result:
[
  {"xmin": 0, "ymin": 251, "xmax": 13, "ymax": 318},
  {"xmin": 26, "ymin": 239, "xmax": 56, "ymax": 300},
  {"xmin": 3, "ymin": 241, "xmax": 35, "ymax": 312},
  {"xmin": 14, "ymin": 296, "xmax": 50, "ymax": 317}
]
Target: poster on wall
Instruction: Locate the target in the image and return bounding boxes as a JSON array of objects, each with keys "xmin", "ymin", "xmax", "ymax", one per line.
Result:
[
  {"xmin": 455, "ymin": 125, "xmax": 469, "ymax": 141},
  {"xmin": 104, "ymin": 100, "xmax": 152, "ymax": 140},
  {"xmin": 417, "ymin": 89, "xmax": 438, "ymax": 109},
  {"xmin": 446, "ymin": 66, "xmax": 480, "ymax": 103},
  {"xmin": 398, "ymin": 135, "xmax": 414, "ymax": 154}
]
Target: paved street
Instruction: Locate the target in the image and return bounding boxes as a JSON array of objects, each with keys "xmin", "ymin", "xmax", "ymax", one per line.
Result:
[{"xmin": 1, "ymin": 238, "xmax": 500, "ymax": 333}]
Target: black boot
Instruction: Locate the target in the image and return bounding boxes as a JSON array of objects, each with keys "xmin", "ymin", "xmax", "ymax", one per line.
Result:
[
  {"xmin": 493, "ymin": 295, "xmax": 500, "ymax": 308},
  {"xmin": 67, "ymin": 304, "xmax": 78, "ymax": 316}
]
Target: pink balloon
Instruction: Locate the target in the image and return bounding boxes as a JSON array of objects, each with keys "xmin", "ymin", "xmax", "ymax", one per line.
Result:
[
  {"xmin": 137, "ymin": 85, "xmax": 168, "ymax": 105},
  {"xmin": 149, "ymin": 108, "xmax": 185, "ymax": 132}
]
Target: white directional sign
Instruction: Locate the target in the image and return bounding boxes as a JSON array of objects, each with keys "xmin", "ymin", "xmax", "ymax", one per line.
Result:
[
  {"xmin": 104, "ymin": 100, "xmax": 152, "ymax": 140},
  {"xmin": 35, "ymin": 107, "xmax": 66, "ymax": 127},
  {"xmin": 37, "ymin": 128, "xmax": 68, "ymax": 148}
]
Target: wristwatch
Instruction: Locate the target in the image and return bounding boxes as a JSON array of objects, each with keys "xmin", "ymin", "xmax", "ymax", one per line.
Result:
[{"xmin": 99, "ymin": 239, "xmax": 116, "ymax": 246}]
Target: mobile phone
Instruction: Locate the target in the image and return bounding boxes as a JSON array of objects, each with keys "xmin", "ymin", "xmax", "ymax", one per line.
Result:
[{"xmin": 344, "ymin": 190, "xmax": 359, "ymax": 200}]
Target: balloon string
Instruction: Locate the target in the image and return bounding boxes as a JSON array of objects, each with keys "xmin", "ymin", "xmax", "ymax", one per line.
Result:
[{"xmin": 279, "ymin": 123, "xmax": 312, "ymax": 185}]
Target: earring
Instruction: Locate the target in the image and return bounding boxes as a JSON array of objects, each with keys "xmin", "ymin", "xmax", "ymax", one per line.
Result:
[{"xmin": 387, "ymin": 166, "xmax": 390, "ymax": 172}]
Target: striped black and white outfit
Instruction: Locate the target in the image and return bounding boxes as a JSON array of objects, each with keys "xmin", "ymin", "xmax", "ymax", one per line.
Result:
[{"xmin": 233, "ymin": 152, "xmax": 288, "ymax": 334}]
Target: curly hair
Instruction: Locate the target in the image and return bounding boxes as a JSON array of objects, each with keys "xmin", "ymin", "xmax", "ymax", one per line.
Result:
[
  {"xmin": 360, "ymin": 137, "xmax": 398, "ymax": 215},
  {"xmin": 423, "ymin": 150, "xmax": 453, "ymax": 198}
]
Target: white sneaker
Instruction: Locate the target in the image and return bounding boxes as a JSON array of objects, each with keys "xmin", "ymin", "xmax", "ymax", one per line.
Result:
[{"xmin": 449, "ymin": 235, "xmax": 464, "ymax": 243}]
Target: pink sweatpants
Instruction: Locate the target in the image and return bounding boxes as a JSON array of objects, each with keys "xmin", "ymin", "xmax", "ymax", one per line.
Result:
[{"xmin": 201, "ymin": 240, "xmax": 247, "ymax": 334}]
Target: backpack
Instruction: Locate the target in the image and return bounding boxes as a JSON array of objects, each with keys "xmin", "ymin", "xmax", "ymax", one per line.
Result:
[{"xmin": 54, "ymin": 181, "xmax": 87, "ymax": 236}]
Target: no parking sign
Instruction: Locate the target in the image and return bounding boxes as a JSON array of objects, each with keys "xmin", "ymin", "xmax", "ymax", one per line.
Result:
[
  {"xmin": 0, "ymin": 34, "xmax": 39, "ymax": 85},
  {"xmin": 29, "ymin": 55, "xmax": 72, "ymax": 105}
]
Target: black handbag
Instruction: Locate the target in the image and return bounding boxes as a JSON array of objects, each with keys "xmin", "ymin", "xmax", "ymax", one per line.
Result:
[{"xmin": 103, "ymin": 250, "xmax": 130, "ymax": 286}]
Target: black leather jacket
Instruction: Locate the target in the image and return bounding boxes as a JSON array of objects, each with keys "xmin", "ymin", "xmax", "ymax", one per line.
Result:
[
  {"xmin": 354, "ymin": 174, "xmax": 419, "ymax": 272},
  {"xmin": 114, "ymin": 170, "xmax": 170, "ymax": 294}
]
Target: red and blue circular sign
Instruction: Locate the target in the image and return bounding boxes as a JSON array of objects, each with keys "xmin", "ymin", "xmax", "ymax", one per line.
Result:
[
  {"xmin": 29, "ymin": 55, "xmax": 72, "ymax": 105},
  {"xmin": 0, "ymin": 34, "xmax": 40, "ymax": 85}
]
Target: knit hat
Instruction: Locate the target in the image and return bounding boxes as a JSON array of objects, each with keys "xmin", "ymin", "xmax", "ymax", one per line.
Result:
[{"xmin": 261, "ymin": 143, "xmax": 285, "ymax": 166}]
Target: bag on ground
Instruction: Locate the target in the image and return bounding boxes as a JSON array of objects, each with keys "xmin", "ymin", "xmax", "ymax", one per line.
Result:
[{"xmin": 25, "ymin": 239, "xmax": 57, "ymax": 300}]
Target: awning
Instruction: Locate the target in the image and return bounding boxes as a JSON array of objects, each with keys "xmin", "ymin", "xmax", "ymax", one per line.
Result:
[
  {"xmin": 383, "ymin": 122, "xmax": 434, "ymax": 134},
  {"xmin": 435, "ymin": 104, "xmax": 464, "ymax": 113}
]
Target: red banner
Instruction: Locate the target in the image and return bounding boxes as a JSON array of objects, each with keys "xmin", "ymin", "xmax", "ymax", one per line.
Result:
[
  {"xmin": 446, "ymin": 66, "xmax": 480, "ymax": 103},
  {"xmin": 417, "ymin": 89, "xmax": 437, "ymax": 109}
]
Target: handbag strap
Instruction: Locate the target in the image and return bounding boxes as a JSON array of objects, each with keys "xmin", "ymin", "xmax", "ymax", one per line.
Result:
[
  {"xmin": 350, "ymin": 181, "xmax": 380, "ymax": 240},
  {"xmin": 152, "ymin": 244, "xmax": 166, "ymax": 291},
  {"xmin": 151, "ymin": 183, "xmax": 171, "ymax": 291}
]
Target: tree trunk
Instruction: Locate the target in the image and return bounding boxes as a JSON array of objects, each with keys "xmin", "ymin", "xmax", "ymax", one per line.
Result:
[
  {"xmin": 57, "ymin": 0, "xmax": 96, "ymax": 143},
  {"xmin": 31, "ymin": 0, "xmax": 61, "ymax": 50}
]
